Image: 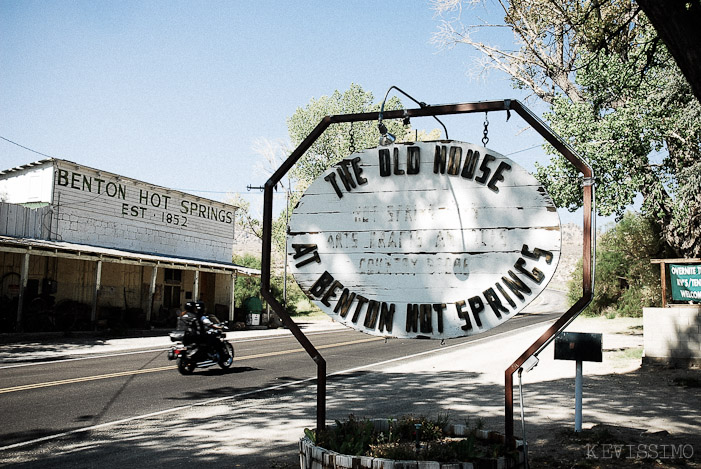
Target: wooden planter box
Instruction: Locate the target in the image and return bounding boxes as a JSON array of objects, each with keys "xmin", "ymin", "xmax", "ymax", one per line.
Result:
[{"xmin": 299, "ymin": 420, "xmax": 524, "ymax": 469}]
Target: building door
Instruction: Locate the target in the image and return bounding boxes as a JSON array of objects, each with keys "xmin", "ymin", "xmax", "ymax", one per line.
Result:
[
  {"xmin": 163, "ymin": 285, "xmax": 181, "ymax": 310},
  {"xmin": 199, "ymin": 272, "xmax": 216, "ymax": 313},
  {"xmin": 162, "ymin": 269, "xmax": 182, "ymax": 325}
]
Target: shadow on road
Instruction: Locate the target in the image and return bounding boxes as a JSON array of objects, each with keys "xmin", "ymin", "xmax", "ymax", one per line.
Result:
[{"xmin": 1, "ymin": 364, "xmax": 699, "ymax": 469}]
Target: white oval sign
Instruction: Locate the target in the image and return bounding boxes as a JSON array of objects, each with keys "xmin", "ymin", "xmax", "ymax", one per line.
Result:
[{"xmin": 287, "ymin": 140, "xmax": 561, "ymax": 339}]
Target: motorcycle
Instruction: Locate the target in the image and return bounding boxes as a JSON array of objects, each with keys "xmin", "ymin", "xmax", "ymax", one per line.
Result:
[{"xmin": 167, "ymin": 303, "xmax": 234, "ymax": 375}]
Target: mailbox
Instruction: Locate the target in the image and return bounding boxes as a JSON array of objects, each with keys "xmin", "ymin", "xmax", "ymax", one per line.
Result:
[{"xmin": 554, "ymin": 332, "xmax": 602, "ymax": 362}]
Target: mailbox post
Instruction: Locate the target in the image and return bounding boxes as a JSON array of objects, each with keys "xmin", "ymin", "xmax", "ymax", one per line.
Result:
[{"xmin": 554, "ymin": 332, "xmax": 602, "ymax": 432}]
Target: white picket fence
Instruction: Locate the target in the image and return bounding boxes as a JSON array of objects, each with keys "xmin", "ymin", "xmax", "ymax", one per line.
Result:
[{"xmin": 0, "ymin": 202, "xmax": 52, "ymax": 239}]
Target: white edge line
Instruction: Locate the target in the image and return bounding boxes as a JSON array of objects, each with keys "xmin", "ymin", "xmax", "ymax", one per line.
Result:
[{"xmin": 0, "ymin": 319, "xmax": 554, "ymax": 452}]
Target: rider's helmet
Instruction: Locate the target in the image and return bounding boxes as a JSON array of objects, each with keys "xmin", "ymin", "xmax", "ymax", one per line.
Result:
[
  {"xmin": 194, "ymin": 301, "xmax": 206, "ymax": 315},
  {"xmin": 184, "ymin": 301, "xmax": 196, "ymax": 313}
]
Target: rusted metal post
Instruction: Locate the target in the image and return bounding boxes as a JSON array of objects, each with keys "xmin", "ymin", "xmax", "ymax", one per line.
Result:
[
  {"xmin": 261, "ymin": 118, "xmax": 332, "ymax": 432},
  {"xmin": 504, "ymin": 173, "xmax": 594, "ymax": 447},
  {"xmin": 661, "ymin": 262, "xmax": 667, "ymax": 308}
]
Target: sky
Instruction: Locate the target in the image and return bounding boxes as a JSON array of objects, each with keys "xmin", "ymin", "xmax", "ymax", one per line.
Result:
[{"xmin": 1, "ymin": 0, "xmax": 593, "ymax": 226}]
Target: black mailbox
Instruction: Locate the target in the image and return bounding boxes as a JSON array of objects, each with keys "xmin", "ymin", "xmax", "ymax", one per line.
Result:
[{"xmin": 554, "ymin": 332, "xmax": 602, "ymax": 362}]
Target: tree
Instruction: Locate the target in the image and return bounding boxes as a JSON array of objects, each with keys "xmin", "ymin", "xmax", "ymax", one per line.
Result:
[
  {"xmin": 232, "ymin": 253, "xmax": 307, "ymax": 315},
  {"xmin": 228, "ymin": 192, "xmax": 261, "ymax": 240},
  {"xmin": 432, "ymin": 0, "xmax": 701, "ymax": 257},
  {"xmin": 271, "ymin": 83, "xmax": 422, "ymax": 254},
  {"xmin": 567, "ymin": 212, "xmax": 669, "ymax": 316},
  {"xmin": 232, "ymin": 253, "xmax": 263, "ymax": 308},
  {"xmin": 287, "ymin": 83, "xmax": 410, "ymax": 193}
]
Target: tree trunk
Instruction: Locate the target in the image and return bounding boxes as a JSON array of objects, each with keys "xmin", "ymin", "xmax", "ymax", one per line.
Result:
[{"xmin": 640, "ymin": 178, "xmax": 701, "ymax": 259}]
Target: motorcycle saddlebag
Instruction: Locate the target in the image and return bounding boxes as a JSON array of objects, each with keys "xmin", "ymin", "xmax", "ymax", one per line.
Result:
[{"xmin": 169, "ymin": 330, "xmax": 185, "ymax": 342}]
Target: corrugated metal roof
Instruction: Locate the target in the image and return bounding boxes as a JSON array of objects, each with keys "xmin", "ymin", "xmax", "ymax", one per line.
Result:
[
  {"xmin": 0, "ymin": 235, "xmax": 260, "ymax": 277},
  {"xmin": 0, "ymin": 159, "xmax": 54, "ymax": 176}
]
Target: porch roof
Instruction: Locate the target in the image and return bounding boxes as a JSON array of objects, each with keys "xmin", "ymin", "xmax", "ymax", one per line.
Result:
[{"xmin": 0, "ymin": 235, "xmax": 260, "ymax": 277}]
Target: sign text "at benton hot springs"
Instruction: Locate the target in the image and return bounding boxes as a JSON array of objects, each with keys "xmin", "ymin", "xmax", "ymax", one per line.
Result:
[{"xmin": 287, "ymin": 141, "xmax": 561, "ymax": 339}]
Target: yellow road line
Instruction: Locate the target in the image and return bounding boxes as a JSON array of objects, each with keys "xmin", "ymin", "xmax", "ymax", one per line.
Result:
[
  {"xmin": 0, "ymin": 336, "xmax": 384, "ymax": 394},
  {"xmin": 0, "ymin": 365, "xmax": 177, "ymax": 394}
]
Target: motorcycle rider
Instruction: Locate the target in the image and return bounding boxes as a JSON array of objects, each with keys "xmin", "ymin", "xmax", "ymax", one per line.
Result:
[
  {"xmin": 179, "ymin": 301, "xmax": 199, "ymax": 335},
  {"xmin": 168, "ymin": 300, "xmax": 233, "ymax": 374},
  {"xmin": 195, "ymin": 301, "xmax": 224, "ymax": 359}
]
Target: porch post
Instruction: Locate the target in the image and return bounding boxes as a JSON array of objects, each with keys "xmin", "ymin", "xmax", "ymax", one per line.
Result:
[
  {"xmin": 16, "ymin": 252, "xmax": 30, "ymax": 331},
  {"xmin": 146, "ymin": 265, "xmax": 158, "ymax": 322},
  {"xmin": 91, "ymin": 260, "xmax": 102, "ymax": 324},
  {"xmin": 229, "ymin": 271, "xmax": 237, "ymax": 322},
  {"xmin": 193, "ymin": 270, "xmax": 200, "ymax": 301}
]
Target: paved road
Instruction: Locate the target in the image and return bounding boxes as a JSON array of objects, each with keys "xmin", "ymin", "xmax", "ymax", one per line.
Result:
[{"xmin": 0, "ymin": 291, "xmax": 568, "ymax": 467}]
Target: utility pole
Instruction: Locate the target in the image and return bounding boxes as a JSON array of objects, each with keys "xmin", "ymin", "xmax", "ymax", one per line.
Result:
[
  {"xmin": 248, "ymin": 182, "xmax": 290, "ymax": 317},
  {"xmin": 282, "ymin": 186, "xmax": 290, "ymax": 308}
]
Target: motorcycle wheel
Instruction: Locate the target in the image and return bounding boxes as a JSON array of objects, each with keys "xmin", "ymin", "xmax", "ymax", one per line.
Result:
[
  {"xmin": 218, "ymin": 342, "xmax": 234, "ymax": 369},
  {"xmin": 177, "ymin": 357, "xmax": 196, "ymax": 375}
]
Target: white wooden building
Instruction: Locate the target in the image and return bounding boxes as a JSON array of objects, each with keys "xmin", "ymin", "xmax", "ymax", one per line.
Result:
[{"xmin": 0, "ymin": 159, "xmax": 259, "ymax": 332}]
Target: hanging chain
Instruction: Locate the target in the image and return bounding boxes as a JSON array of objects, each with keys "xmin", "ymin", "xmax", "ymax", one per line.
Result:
[
  {"xmin": 348, "ymin": 122, "xmax": 356, "ymax": 153},
  {"xmin": 482, "ymin": 112, "xmax": 490, "ymax": 146}
]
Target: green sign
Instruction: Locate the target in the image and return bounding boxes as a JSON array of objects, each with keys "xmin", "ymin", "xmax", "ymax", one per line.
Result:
[{"xmin": 670, "ymin": 264, "xmax": 701, "ymax": 302}]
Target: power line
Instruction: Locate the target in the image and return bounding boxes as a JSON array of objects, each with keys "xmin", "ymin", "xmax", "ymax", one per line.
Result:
[
  {"xmin": 1, "ymin": 134, "xmax": 544, "ymax": 196},
  {"xmin": 171, "ymin": 188, "xmax": 278, "ymax": 196},
  {"xmin": 0, "ymin": 135, "xmax": 58, "ymax": 159},
  {"xmin": 170, "ymin": 188, "xmax": 240, "ymax": 194},
  {"xmin": 506, "ymin": 144, "xmax": 543, "ymax": 156},
  {"xmin": 0, "ymin": 134, "xmax": 255, "ymax": 195}
]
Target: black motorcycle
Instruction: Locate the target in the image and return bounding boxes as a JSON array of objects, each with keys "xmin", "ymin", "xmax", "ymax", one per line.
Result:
[{"xmin": 167, "ymin": 304, "xmax": 234, "ymax": 374}]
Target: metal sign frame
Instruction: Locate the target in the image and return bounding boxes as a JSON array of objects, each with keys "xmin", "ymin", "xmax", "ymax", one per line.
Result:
[{"xmin": 260, "ymin": 99, "xmax": 594, "ymax": 444}]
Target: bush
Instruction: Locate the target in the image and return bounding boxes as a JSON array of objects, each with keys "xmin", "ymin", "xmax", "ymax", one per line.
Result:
[
  {"xmin": 312, "ymin": 415, "xmax": 507, "ymax": 463},
  {"xmin": 317, "ymin": 415, "xmax": 375, "ymax": 456},
  {"xmin": 232, "ymin": 253, "xmax": 309, "ymax": 316},
  {"xmin": 567, "ymin": 212, "xmax": 668, "ymax": 316}
]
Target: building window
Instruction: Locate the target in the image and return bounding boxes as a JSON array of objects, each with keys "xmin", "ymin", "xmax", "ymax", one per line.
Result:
[{"xmin": 164, "ymin": 268, "xmax": 182, "ymax": 284}]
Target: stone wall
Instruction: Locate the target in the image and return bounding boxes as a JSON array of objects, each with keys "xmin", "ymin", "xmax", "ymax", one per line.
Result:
[
  {"xmin": 298, "ymin": 419, "xmax": 523, "ymax": 469},
  {"xmin": 643, "ymin": 306, "xmax": 701, "ymax": 367}
]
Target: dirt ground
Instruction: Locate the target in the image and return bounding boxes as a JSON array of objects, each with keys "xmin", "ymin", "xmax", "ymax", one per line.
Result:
[
  {"xmin": 319, "ymin": 314, "xmax": 701, "ymax": 468},
  {"xmin": 530, "ymin": 422, "xmax": 700, "ymax": 468},
  {"xmin": 525, "ymin": 316, "xmax": 700, "ymax": 468}
]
